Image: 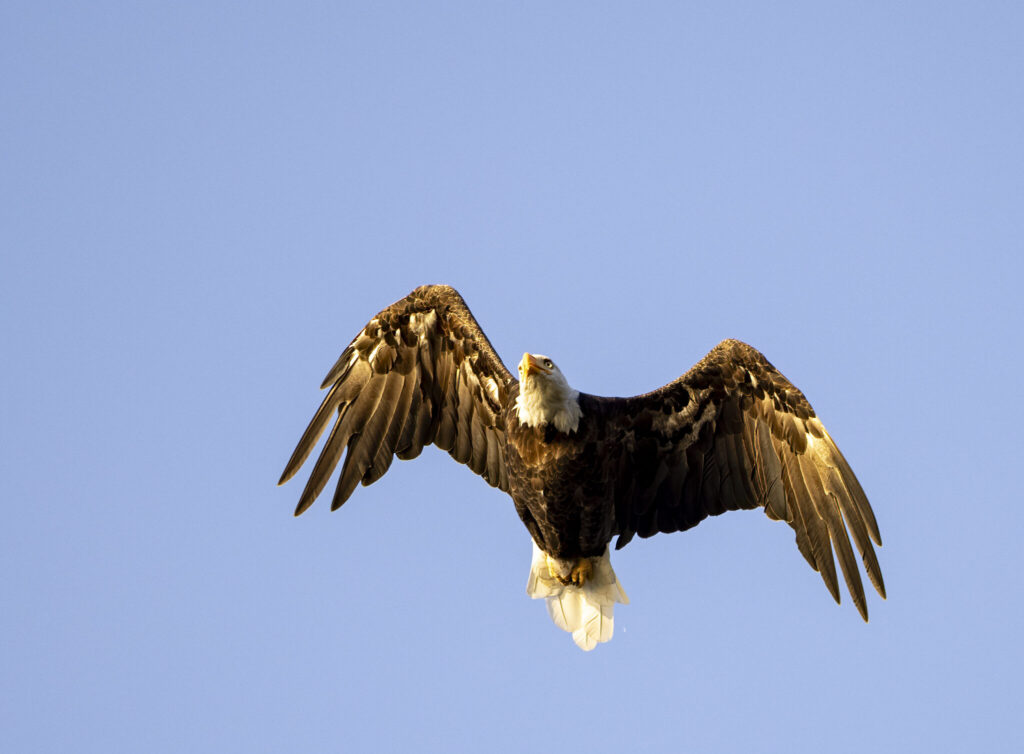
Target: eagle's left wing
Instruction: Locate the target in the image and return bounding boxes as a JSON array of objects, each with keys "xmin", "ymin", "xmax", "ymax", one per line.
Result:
[{"xmin": 598, "ymin": 339, "xmax": 885, "ymax": 620}]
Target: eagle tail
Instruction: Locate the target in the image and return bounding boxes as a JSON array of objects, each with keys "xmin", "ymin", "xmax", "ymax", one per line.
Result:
[{"xmin": 526, "ymin": 542, "xmax": 629, "ymax": 651}]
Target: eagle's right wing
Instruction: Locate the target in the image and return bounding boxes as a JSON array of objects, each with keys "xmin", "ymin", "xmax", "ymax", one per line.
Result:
[{"xmin": 279, "ymin": 285, "xmax": 515, "ymax": 514}]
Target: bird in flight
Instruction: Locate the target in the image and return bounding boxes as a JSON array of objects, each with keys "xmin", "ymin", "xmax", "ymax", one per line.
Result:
[{"xmin": 280, "ymin": 285, "xmax": 885, "ymax": 650}]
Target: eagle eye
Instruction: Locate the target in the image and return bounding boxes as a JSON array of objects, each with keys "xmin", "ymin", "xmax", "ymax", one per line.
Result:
[{"xmin": 544, "ymin": 359, "xmax": 553, "ymax": 369}]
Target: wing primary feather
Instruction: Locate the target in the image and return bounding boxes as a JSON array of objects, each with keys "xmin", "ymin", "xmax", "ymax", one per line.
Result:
[
  {"xmin": 786, "ymin": 450, "xmax": 841, "ymax": 603},
  {"xmin": 311, "ymin": 373, "xmax": 387, "ymax": 510},
  {"xmin": 293, "ymin": 406, "xmax": 354, "ymax": 516},
  {"xmin": 819, "ymin": 454, "xmax": 887, "ymax": 599},
  {"xmin": 333, "ymin": 373, "xmax": 404, "ymax": 504},
  {"xmin": 832, "ymin": 480, "xmax": 886, "ymax": 600},
  {"xmin": 800, "ymin": 454, "xmax": 868, "ymax": 620},
  {"xmin": 279, "ymin": 360, "xmax": 373, "ymax": 486},
  {"xmin": 364, "ymin": 371, "xmax": 418, "ymax": 485},
  {"xmin": 278, "ymin": 387, "xmax": 342, "ymax": 487},
  {"xmin": 320, "ymin": 347, "xmax": 357, "ymax": 390},
  {"xmin": 830, "ymin": 440, "xmax": 882, "ymax": 546}
]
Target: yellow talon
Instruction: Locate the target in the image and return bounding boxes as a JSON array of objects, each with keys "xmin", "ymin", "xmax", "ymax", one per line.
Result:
[
  {"xmin": 570, "ymin": 559, "xmax": 593, "ymax": 587},
  {"xmin": 545, "ymin": 554, "xmax": 593, "ymax": 587},
  {"xmin": 546, "ymin": 554, "xmax": 567, "ymax": 583}
]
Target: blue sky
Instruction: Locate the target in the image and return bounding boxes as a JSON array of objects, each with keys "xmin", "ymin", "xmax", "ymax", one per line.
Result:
[{"xmin": 3, "ymin": 2, "xmax": 1022, "ymax": 751}]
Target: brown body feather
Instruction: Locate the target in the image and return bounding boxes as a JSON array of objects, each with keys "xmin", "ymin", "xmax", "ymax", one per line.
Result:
[{"xmin": 280, "ymin": 286, "xmax": 885, "ymax": 620}]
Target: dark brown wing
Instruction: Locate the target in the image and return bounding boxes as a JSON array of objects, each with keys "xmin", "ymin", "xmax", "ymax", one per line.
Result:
[
  {"xmin": 601, "ymin": 339, "xmax": 885, "ymax": 620},
  {"xmin": 279, "ymin": 285, "xmax": 515, "ymax": 515}
]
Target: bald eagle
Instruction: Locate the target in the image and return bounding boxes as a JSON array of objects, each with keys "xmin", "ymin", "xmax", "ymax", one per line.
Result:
[{"xmin": 280, "ymin": 285, "xmax": 885, "ymax": 650}]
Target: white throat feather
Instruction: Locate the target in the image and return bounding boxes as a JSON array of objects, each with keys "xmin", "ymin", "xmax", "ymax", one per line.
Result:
[{"xmin": 515, "ymin": 379, "xmax": 582, "ymax": 434}]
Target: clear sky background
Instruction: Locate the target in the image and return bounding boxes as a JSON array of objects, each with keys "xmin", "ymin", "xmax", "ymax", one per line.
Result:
[{"xmin": 3, "ymin": 2, "xmax": 1022, "ymax": 752}]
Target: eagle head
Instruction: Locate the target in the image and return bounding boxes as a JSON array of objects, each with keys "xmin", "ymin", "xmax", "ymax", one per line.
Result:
[{"xmin": 515, "ymin": 353, "xmax": 582, "ymax": 433}]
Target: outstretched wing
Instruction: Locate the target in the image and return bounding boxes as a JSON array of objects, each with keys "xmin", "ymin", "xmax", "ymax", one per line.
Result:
[
  {"xmin": 279, "ymin": 285, "xmax": 515, "ymax": 515},
  {"xmin": 602, "ymin": 339, "xmax": 885, "ymax": 620}
]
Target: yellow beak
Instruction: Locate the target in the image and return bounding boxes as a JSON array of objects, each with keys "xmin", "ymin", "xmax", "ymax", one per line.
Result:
[{"xmin": 520, "ymin": 353, "xmax": 550, "ymax": 378}]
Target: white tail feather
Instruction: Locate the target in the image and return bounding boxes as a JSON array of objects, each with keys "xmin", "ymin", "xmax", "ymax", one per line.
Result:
[{"xmin": 526, "ymin": 541, "xmax": 629, "ymax": 651}]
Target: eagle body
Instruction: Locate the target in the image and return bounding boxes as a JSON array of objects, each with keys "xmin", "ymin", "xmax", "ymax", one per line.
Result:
[
  {"xmin": 505, "ymin": 393, "xmax": 616, "ymax": 561},
  {"xmin": 280, "ymin": 285, "xmax": 886, "ymax": 650}
]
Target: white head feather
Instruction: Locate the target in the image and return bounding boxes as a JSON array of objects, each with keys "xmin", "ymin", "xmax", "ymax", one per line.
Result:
[{"xmin": 514, "ymin": 353, "xmax": 582, "ymax": 433}]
